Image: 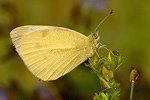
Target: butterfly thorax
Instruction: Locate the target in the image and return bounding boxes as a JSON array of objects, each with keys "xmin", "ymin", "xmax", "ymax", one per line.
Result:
[{"xmin": 86, "ymin": 34, "xmax": 97, "ymax": 58}]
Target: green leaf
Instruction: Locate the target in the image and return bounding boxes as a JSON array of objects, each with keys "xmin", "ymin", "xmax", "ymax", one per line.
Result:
[{"xmin": 94, "ymin": 92, "xmax": 108, "ymax": 100}]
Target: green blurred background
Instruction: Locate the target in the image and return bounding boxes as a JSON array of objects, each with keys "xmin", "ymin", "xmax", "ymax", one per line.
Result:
[{"xmin": 0, "ymin": 0, "xmax": 150, "ymax": 100}]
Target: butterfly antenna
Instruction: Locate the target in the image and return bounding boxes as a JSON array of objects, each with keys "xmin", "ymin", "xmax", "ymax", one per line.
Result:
[
  {"xmin": 94, "ymin": 10, "xmax": 114, "ymax": 33},
  {"xmin": 92, "ymin": 10, "xmax": 114, "ymax": 58}
]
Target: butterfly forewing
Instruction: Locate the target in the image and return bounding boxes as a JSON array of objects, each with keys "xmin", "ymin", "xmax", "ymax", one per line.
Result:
[{"xmin": 10, "ymin": 25, "xmax": 92, "ymax": 81}]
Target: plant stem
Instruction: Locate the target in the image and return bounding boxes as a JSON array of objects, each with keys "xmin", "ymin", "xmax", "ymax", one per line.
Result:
[
  {"xmin": 98, "ymin": 75, "xmax": 111, "ymax": 88},
  {"xmin": 130, "ymin": 82, "xmax": 134, "ymax": 100}
]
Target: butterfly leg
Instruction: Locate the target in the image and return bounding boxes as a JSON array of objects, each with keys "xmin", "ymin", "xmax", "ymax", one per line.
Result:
[{"xmin": 98, "ymin": 42, "xmax": 110, "ymax": 52}]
